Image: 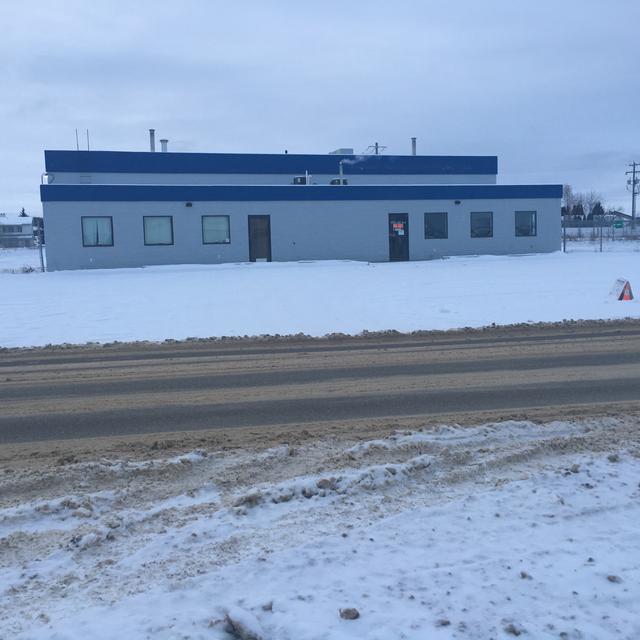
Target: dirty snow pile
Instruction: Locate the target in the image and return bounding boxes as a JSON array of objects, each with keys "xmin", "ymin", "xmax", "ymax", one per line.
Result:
[
  {"xmin": 1, "ymin": 250, "xmax": 639, "ymax": 347},
  {"xmin": 1, "ymin": 418, "xmax": 639, "ymax": 638}
]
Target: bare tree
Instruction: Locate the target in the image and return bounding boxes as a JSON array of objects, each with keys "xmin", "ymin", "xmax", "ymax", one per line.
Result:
[
  {"xmin": 562, "ymin": 184, "xmax": 576, "ymax": 216},
  {"xmin": 583, "ymin": 190, "xmax": 603, "ymax": 217},
  {"xmin": 563, "ymin": 185, "xmax": 607, "ymax": 220}
]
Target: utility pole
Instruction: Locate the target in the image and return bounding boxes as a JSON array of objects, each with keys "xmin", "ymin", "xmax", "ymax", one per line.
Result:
[
  {"xmin": 35, "ymin": 219, "xmax": 45, "ymax": 272},
  {"xmin": 599, "ymin": 215, "xmax": 603, "ymax": 253},
  {"xmin": 626, "ymin": 161, "xmax": 639, "ymax": 230}
]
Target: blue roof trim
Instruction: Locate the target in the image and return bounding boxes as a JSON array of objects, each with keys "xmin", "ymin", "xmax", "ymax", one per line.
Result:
[
  {"xmin": 41, "ymin": 184, "xmax": 563, "ymax": 202},
  {"xmin": 44, "ymin": 150, "xmax": 498, "ymax": 176}
]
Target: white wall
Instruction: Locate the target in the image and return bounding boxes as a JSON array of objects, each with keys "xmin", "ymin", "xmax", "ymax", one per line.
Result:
[
  {"xmin": 47, "ymin": 172, "xmax": 497, "ymax": 186},
  {"xmin": 43, "ymin": 197, "xmax": 560, "ymax": 271}
]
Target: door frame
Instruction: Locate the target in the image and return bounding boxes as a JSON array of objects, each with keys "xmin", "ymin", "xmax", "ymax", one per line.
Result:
[
  {"xmin": 248, "ymin": 215, "xmax": 272, "ymax": 262},
  {"xmin": 388, "ymin": 213, "xmax": 409, "ymax": 262}
]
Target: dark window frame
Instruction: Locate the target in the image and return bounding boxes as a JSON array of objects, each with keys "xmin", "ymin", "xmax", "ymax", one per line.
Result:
[
  {"xmin": 470, "ymin": 211, "xmax": 494, "ymax": 238},
  {"xmin": 515, "ymin": 210, "xmax": 537, "ymax": 237},
  {"xmin": 201, "ymin": 215, "xmax": 231, "ymax": 245},
  {"xmin": 424, "ymin": 212, "xmax": 448, "ymax": 240},
  {"xmin": 81, "ymin": 216, "xmax": 114, "ymax": 247},
  {"xmin": 143, "ymin": 215, "xmax": 174, "ymax": 246}
]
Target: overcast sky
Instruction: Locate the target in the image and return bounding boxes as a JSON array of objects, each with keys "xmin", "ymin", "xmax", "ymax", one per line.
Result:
[{"xmin": 2, "ymin": 1, "xmax": 639, "ymax": 215}]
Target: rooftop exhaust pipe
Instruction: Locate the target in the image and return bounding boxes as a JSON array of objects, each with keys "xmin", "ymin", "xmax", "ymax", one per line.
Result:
[
  {"xmin": 160, "ymin": 138, "xmax": 168, "ymax": 153},
  {"xmin": 411, "ymin": 137, "xmax": 417, "ymax": 156},
  {"xmin": 149, "ymin": 129, "xmax": 156, "ymax": 152}
]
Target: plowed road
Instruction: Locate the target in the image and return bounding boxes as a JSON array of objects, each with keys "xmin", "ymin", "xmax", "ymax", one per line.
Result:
[{"xmin": 2, "ymin": 322, "xmax": 640, "ymax": 444}]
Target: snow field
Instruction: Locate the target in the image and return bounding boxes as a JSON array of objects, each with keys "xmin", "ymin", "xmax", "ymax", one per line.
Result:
[
  {"xmin": 0, "ymin": 250, "xmax": 639, "ymax": 347},
  {"xmin": 1, "ymin": 417, "xmax": 639, "ymax": 638},
  {"xmin": 0, "ymin": 248, "xmax": 43, "ymax": 273}
]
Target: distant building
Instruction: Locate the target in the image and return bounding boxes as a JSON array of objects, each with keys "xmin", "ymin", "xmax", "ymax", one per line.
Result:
[
  {"xmin": 0, "ymin": 213, "xmax": 41, "ymax": 248},
  {"xmin": 40, "ymin": 145, "xmax": 562, "ymax": 271},
  {"xmin": 607, "ymin": 210, "xmax": 632, "ymax": 221}
]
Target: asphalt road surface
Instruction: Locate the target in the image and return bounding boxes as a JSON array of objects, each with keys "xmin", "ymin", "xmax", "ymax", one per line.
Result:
[{"xmin": 2, "ymin": 322, "xmax": 640, "ymax": 444}]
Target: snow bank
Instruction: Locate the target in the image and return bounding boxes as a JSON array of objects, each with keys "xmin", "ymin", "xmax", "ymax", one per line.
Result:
[
  {"xmin": 62, "ymin": 448, "xmax": 209, "ymax": 476},
  {"xmin": 231, "ymin": 453, "xmax": 434, "ymax": 513},
  {"xmin": 2, "ymin": 418, "xmax": 639, "ymax": 638},
  {"xmin": 7, "ymin": 450, "xmax": 639, "ymax": 639},
  {"xmin": 343, "ymin": 419, "xmax": 584, "ymax": 458},
  {"xmin": 0, "ymin": 491, "xmax": 118, "ymax": 537},
  {"xmin": 0, "ymin": 484, "xmax": 219, "ymax": 539},
  {"xmin": 1, "ymin": 252, "xmax": 639, "ymax": 347}
]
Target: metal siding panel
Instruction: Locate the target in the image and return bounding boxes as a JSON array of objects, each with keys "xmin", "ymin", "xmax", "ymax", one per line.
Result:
[
  {"xmin": 44, "ymin": 150, "xmax": 498, "ymax": 176},
  {"xmin": 46, "ymin": 172, "xmax": 498, "ymax": 186},
  {"xmin": 42, "ymin": 197, "xmax": 560, "ymax": 271}
]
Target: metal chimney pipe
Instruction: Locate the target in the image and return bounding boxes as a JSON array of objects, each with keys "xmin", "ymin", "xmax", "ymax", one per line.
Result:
[
  {"xmin": 149, "ymin": 129, "xmax": 156, "ymax": 152},
  {"xmin": 411, "ymin": 137, "xmax": 417, "ymax": 156},
  {"xmin": 160, "ymin": 138, "xmax": 168, "ymax": 153},
  {"xmin": 339, "ymin": 161, "xmax": 344, "ymax": 183}
]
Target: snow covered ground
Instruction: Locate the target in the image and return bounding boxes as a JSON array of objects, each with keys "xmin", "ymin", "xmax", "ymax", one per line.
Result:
[
  {"xmin": 0, "ymin": 247, "xmax": 43, "ymax": 273},
  {"xmin": 0, "ymin": 249, "xmax": 639, "ymax": 348},
  {"xmin": 564, "ymin": 238, "xmax": 640, "ymax": 252},
  {"xmin": 1, "ymin": 417, "xmax": 639, "ymax": 638}
]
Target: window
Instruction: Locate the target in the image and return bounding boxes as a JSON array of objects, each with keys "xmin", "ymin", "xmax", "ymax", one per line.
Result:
[
  {"xmin": 202, "ymin": 215, "xmax": 230, "ymax": 244},
  {"xmin": 143, "ymin": 216, "xmax": 173, "ymax": 245},
  {"xmin": 81, "ymin": 216, "xmax": 113, "ymax": 247},
  {"xmin": 424, "ymin": 212, "xmax": 448, "ymax": 239},
  {"xmin": 470, "ymin": 211, "xmax": 493, "ymax": 238},
  {"xmin": 515, "ymin": 211, "xmax": 537, "ymax": 237}
]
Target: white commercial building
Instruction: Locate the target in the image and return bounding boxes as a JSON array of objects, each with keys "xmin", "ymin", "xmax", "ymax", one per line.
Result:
[{"xmin": 40, "ymin": 147, "xmax": 561, "ymax": 271}]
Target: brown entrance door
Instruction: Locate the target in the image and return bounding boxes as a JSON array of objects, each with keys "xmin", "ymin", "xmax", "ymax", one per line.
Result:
[{"xmin": 248, "ymin": 215, "xmax": 272, "ymax": 262}]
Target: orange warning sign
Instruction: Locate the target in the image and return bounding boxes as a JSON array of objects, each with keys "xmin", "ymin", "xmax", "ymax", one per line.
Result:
[
  {"xmin": 619, "ymin": 281, "xmax": 634, "ymax": 301},
  {"xmin": 611, "ymin": 278, "xmax": 634, "ymax": 301}
]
